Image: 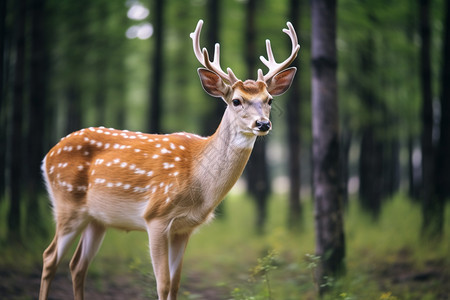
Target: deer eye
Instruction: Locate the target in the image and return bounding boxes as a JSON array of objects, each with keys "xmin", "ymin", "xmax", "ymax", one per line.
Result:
[
  {"xmin": 232, "ymin": 99, "xmax": 241, "ymax": 107},
  {"xmin": 268, "ymin": 99, "xmax": 273, "ymax": 106}
]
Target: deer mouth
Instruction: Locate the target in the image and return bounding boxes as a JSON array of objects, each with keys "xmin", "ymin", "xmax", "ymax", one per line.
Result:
[{"xmin": 252, "ymin": 128, "xmax": 271, "ymax": 136}]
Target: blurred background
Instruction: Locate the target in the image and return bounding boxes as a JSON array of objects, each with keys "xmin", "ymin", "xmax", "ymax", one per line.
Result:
[{"xmin": 0, "ymin": 0, "xmax": 449, "ymax": 299}]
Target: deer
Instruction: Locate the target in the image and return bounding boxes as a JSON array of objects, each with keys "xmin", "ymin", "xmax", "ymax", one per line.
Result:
[{"xmin": 39, "ymin": 19, "xmax": 300, "ymax": 300}]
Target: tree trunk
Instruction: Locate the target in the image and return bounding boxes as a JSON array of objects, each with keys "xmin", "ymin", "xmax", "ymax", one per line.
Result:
[
  {"xmin": 245, "ymin": 0, "xmax": 270, "ymax": 234},
  {"xmin": 311, "ymin": 0, "xmax": 345, "ymax": 294},
  {"xmin": 432, "ymin": 0, "xmax": 450, "ymax": 236},
  {"xmin": 355, "ymin": 30, "xmax": 385, "ymax": 218},
  {"xmin": 202, "ymin": 0, "xmax": 223, "ymax": 137},
  {"xmin": 340, "ymin": 129, "xmax": 351, "ymax": 206},
  {"xmin": 419, "ymin": 0, "xmax": 442, "ymax": 239},
  {"xmin": 8, "ymin": 0, "xmax": 26, "ymax": 242},
  {"xmin": 286, "ymin": 0, "xmax": 303, "ymax": 229},
  {"xmin": 148, "ymin": 0, "xmax": 164, "ymax": 133},
  {"xmin": 0, "ymin": 0, "xmax": 7, "ymax": 201},
  {"xmin": 359, "ymin": 127, "xmax": 384, "ymax": 217},
  {"xmin": 26, "ymin": 0, "xmax": 48, "ymax": 234}
]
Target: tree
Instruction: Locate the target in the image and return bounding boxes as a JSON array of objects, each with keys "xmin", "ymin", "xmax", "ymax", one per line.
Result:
[
  {"xmin": 244, "ymin": 0, "xmax": 271, "ymax": 233},
  {"xmin": 419, "ymin": 0, "xmax": 443, "ymax": 239},
  {"xmin": 148, "ymin": 0, "xmax": 165, "ymax": 133},
  {"xmin": 26, "ymin": 0, "xmax": 49, "ymax": 233},
  {"xmin": 0, "ymin": 0, "xmax": 7, "ymax": 202},
  {"xmin": 311, "ymin": 0, "xmax": 345, "ymax": 294},
  {"xmin": 7, "ymin": 0, "xmax": 26, "ymax": 241},
  {"xmin": 433, "ymin": 0, "xmax": 450, "ymax": 237},
  {"xmin": 286, "ymin": 0, "xmax": 303, "ymax": 229},
  {"xmin": 202, "ymin": 0, "xmax": 224, "ymax": 137}
]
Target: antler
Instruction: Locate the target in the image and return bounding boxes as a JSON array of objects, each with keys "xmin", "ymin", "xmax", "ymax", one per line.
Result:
[
  {"xmin": 190, "ymin": 20, "xmax": 239, "ymax": 85},
  {"xmin": 258, "ymin": 22, "xmax": 300, "ymax": 82}
]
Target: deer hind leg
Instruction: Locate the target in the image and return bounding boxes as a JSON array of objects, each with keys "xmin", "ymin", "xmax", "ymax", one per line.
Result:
[
  {"xmin": 39, "ymin": 220, "xmax": 87, "ymax": 300},
  {"xmin": 147, "ymin": 220, "xmax": 170, "ymax": 300},
  {"xmin": 70, "ymin": 220, "xmax": 106, "ymax": 300},
  {"xmin": 168, "ymin": 232, "xmax": 191, "ymax": 300}
]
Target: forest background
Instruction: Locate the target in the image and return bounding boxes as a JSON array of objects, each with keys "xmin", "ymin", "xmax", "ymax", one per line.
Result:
[{"xmin": 0, "ymin": 0, "xmax": 449, "ymax": 299}]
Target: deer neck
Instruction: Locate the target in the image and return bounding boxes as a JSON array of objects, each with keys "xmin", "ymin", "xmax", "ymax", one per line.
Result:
[{"xmin": 194, "ymin": 107, "xmax": 256, "ymax": 207}]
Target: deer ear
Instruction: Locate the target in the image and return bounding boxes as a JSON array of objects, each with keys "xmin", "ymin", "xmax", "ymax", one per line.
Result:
[
  {"xmin": 197, "ymin": 68, "xmax": 230, "ymax": 98},
  {"xmin": 267, "ymin": 67, "xmax": 297, "ymax": 96}
]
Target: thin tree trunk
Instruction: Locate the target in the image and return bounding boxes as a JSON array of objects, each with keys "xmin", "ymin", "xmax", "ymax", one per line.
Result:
[
  {"xmin": 26, "ymin": 0, "xmax": 48, "ymax": 234},
  {"xmin": 245, "ymin": 0, "xmax": 270, "ymax": 234},
  {"xmin": 8, "ymin": 0, "xmax": 26, "ymax": 242},
  {"xmin": 0, "ymin": 0, "xmax": 7, "ymax": 201},
  {"xmin": 433, "ymin": 0, "xmax": 450, "ymax": 236},
  {"xmin": 311, "ymin": 0, "xmax": 345, "ymax": 294},
  {"xmin": 148, "ymin": 0, "xmax": 164, "ymax": 133},
  {"xmin": 286, "ymin": 0, "xmax": 303, "ymax": 229},
  {"xmin": 359, "ymin": 127, "xmax": 384, "ymax": 217},
  {"xmin": 419, "ymin": 0, "xmax": 441, "ymax": 239},
  {"xmin": 203, "ymin": 0, "xmax": 223, "ymax": 137}
]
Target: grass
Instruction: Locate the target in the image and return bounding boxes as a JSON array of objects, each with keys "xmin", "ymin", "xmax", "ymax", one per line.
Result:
[{"xmin": 1, "ymin": 192, "xmax": 449, "ymax": 299}]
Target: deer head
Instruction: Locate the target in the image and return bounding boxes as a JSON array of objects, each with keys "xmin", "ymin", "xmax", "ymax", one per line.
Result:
[{"xmin": 190, "ymin": 20, "xmax": 300, "ymax": 137}]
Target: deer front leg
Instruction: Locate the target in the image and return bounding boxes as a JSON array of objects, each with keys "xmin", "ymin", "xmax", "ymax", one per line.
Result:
[
  {"xmin": 147, "ymin": 221, "xmax": 170, "ymax": 300},
  {"xmin": 168, "ymin": 232, "xmax": 191, "ymax": 299}
]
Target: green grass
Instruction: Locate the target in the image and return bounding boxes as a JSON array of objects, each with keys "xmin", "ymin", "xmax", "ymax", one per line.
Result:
[{"xmin": 1, "ymin": 192, "xmax": 449, "ymax": 299}]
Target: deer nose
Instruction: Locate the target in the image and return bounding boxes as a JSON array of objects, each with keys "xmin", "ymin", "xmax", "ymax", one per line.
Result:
[{"xmin": 255, "ymin": 120, "xmax": 271, "ymax": 132}]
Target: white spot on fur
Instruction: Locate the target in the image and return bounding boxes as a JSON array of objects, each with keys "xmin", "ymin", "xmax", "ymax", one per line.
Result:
[
  {"xmin": 179, "ymin": 145, "xmax": 186, "ymax": 150},
  {"xmin": 163, "ymin": 163, "xmax": 175, "ymax": 169},
  {"xmin": 152, "ymin": 154, "xmax": 159, "ymax": 159},
  {"xmin": 135, "ymin": 169, "xmax": 146, "ymax": 175},
  {"xmin": 77, "ymin": 186, "xmax": 87, "ymax": 192}
]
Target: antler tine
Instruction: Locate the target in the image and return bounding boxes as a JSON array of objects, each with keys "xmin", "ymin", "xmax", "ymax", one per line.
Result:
[
  {"xmin": 259, "ymin": 21, "xmax": 301, "ymax": 82},
  {"xmin": 191, "ymin": 20, "xmax": 239, "ymax": 85}
]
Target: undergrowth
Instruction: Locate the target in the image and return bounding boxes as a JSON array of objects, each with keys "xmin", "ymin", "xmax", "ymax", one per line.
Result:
[{"xmin": 0, "ymin": 192, "xmax": 448, "ymax": 299}]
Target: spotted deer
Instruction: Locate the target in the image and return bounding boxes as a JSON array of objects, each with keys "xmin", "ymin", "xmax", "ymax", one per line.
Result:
[{"xmin": 39, "ymin": 20, "xmax": 300, "ymax": 300}]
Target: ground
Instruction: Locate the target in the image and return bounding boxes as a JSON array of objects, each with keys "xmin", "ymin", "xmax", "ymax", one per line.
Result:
[{"xmin": 1, "ymin": 251, "xmax": 448, "ymax": 300}]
